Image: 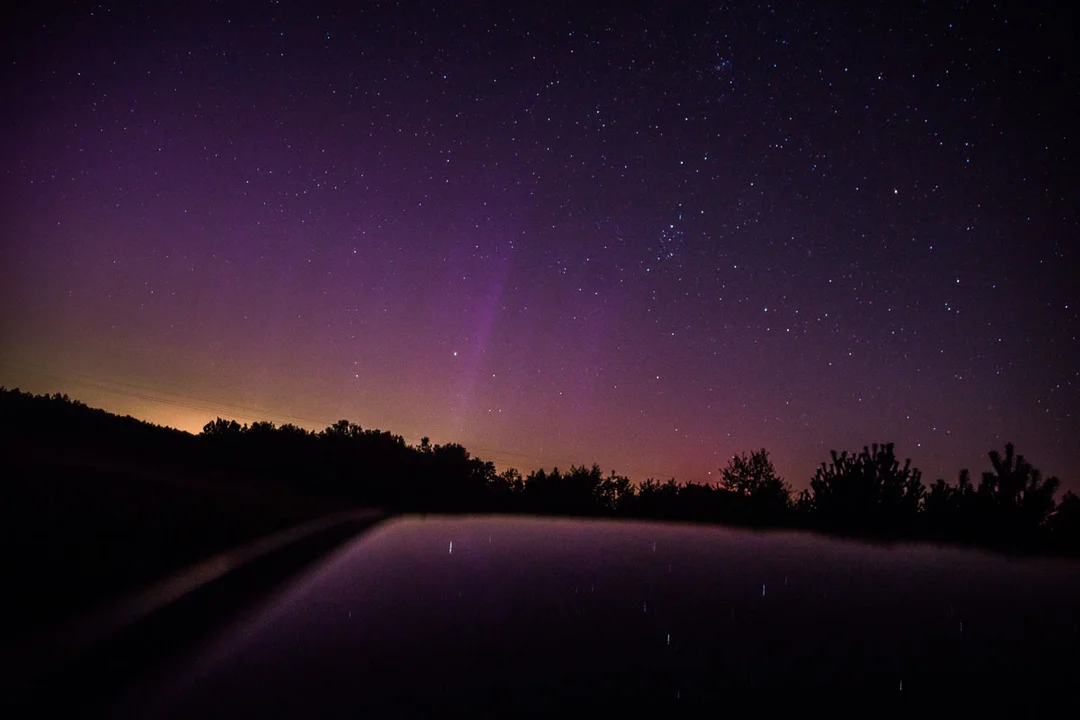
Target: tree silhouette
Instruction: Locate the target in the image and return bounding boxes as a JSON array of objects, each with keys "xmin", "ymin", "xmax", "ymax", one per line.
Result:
[
  {"xmin": 489, "ymin": 467, "xmax": 524, "ymax": 511},
  {"xmin": 719, "ymin": 448, "xmax": 790, "ymax": 522},
  {"xmin": 520, "ymin": 464, "xmax": 621, "ymax": 516},
  {"xmin": 324, "ymin": 419, "xmax": 362, "ymax": 439},
  {"xmin": 972, "ymin": 443, "xmax": 1060, "ymax": 544},
  {"xmin": 408, "ymin": 442, "xmax": 495, "ymax": 511},
  {"xmin": 924, "ymin": 469, "xmax": 976, "ymax": 539},
  {"xmin": 678, "ymin": 481, "xmax": 733, "ymax": 522},
  {"xmin": 1048, "ymin": 491, "xmax": 1080, "ymax": 551},
  {"xmin": 4, "ymin": 387, "xmax": 1078, "ymax": 558},
  {"xmin": 809, "ymin": 443, "xmax": 924, "ymax": 536},
  {"xmin": 201, "ymin": 417, "xmax": 244, "ymax": 437},
  {"xmin": 598, "ymin": 470, "xmax": 635, "ymax": 515},
  {"xmin": 633, "ymin": 478, "xmax": 681, "ymax": 519},
  {"xmin": 791, "ymin": 488, "xmax": 815, "ymax": 519}
]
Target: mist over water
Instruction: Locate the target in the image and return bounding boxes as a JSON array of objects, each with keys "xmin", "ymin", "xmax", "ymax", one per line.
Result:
[{"xmin": 115, "ymin": 516, "xmax": 1080, "ymax": 713}]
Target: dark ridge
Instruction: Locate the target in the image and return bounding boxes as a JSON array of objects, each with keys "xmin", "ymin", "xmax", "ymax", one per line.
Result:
[{"xmin": 2, "ymin": 386, "xmax": 1078, "ymax": 639}]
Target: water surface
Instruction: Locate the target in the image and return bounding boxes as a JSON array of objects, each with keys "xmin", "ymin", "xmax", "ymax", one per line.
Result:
[{"xmin": 111, "ymin": 515, "xmax": 1080, "ymax": 713}]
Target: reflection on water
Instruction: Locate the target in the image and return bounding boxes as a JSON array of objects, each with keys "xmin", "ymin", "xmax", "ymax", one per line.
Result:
[{"xmin": 114, "ymin": 516, "xmax": 1080, "ymax": 714}]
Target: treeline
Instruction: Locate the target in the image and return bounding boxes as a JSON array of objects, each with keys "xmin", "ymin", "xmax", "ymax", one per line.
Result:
[{"xmin": 3, "ymin": 387, "xmax": 1079, "ymax": 554}]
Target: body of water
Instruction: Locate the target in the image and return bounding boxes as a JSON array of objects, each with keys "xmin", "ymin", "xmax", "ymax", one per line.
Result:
[{"xmin": 110, "ymin": 515, "xmax": 1080, "ymax": 713}]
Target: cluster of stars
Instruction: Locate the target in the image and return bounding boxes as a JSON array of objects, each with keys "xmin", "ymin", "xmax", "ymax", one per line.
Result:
[{"xmin": 1, "ymin": 1, "xmax": 1076, "ymax": 487}]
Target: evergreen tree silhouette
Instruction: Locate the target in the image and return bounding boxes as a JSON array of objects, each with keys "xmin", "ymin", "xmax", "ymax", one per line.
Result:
[
  {"xmin": 973, "ymin": 443, "xmax": 1059, "ymax": 545},
  {"xmin": 809, "ymin": 443, "xmax": 924, "ymax": 536}
]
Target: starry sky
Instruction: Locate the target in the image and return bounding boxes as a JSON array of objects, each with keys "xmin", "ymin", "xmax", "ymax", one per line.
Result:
[{"xmin": 2, "ymin": 1, "xmax": 1077, "ymax": 489}]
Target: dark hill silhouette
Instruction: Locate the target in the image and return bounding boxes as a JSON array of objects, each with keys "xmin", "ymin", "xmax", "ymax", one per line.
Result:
[{"xmin": 2, "ymin": 386, "xmax": 1078, "ymax": 636}]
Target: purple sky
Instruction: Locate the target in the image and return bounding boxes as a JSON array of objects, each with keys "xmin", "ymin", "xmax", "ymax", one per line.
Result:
[{"xmin": 2, "ymin": 1, "xmax": 1077, "ymax": 490}]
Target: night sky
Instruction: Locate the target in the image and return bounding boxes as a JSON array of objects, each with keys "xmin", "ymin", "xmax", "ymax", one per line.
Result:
[{"xmin": 2, "ymin": 1, "xmax": 1077, "ymax": 489}]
